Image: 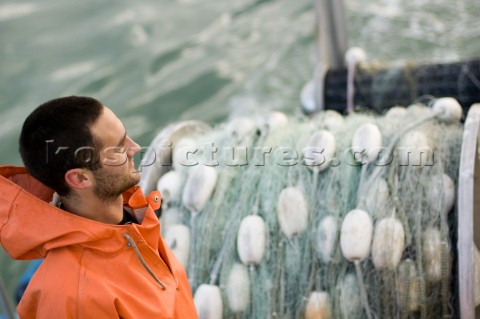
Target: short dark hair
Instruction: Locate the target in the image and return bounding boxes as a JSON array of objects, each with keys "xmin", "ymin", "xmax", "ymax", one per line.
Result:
[{"xmin": 19, "ymin": 96, "xmax": 104, "ymax": 196}]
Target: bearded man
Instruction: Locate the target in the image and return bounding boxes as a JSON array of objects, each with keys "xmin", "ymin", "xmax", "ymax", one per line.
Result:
[{"xmin": 0, "ymin": 96, "xmax": 198, "ymax": 318}]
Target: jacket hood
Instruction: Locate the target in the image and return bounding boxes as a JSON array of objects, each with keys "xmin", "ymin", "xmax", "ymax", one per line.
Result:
[{"xmin": 0, "ymin": 166, "xmax": 161, "ymax": 260}]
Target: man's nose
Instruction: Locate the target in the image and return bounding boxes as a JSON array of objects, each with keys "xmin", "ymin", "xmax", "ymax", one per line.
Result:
[{"xmin": 126, "ymin": 137, "xmax": 141, "ymax": 157}]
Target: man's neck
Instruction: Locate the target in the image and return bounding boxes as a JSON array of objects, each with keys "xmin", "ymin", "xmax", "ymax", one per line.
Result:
[{"xmin": 60, "ymin": 193, "xmax": 124, "ymax": 224}]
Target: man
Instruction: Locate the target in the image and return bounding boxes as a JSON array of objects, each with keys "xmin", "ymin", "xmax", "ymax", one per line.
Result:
[{"xmin": 0, "ymin": 96, "xmax": 198, "ymax": 318}]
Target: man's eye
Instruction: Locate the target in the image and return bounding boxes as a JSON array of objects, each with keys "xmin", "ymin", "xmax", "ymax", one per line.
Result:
[{"xmin": 115, "ymin": 147, "xmax": 126, "ymax": 153}]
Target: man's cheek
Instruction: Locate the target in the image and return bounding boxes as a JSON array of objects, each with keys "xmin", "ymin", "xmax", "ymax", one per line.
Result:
[{"xmin": 103, "ymin": 147, "xmax": 127, "ymax": 166}]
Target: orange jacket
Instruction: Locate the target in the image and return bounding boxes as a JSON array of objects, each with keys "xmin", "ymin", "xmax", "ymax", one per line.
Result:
[{"xmin": 0, "ymin": 166, "xmax": 198, "ymax": 319}]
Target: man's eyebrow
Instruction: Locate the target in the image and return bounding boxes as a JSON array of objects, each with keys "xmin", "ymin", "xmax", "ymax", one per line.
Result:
[{"xmin": 117, "ymin": 131, "xmax": 127, "ymax": 147}]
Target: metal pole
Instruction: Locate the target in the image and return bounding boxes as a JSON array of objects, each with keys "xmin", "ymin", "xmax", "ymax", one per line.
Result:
[
  {"xmin": 313, "ymin": 0, "xmax": 348, "ymax": 112},
  {"xmin": 457, "ymin": 104, "xmax": 480, "ymax": 319},
  {"xmin": 314, "ymin": 0, "xmax": 348, "ymax": 70},
  {"xmin": 0, "ymin": 274, "xmax": 15, "ymax": 319}
]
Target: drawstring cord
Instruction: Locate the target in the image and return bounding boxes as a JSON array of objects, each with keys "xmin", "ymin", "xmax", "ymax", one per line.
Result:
[{"xmin": 124, "ymin": 233, "xmax": 167, "ymax": 290}]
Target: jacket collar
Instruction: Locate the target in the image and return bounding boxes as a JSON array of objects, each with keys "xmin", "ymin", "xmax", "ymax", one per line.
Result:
[{"xmin": 0, "ymin": 165, "xmax": 161, "ymax": 259}]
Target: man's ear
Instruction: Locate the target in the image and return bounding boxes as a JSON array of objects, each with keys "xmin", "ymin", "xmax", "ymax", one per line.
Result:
[{"xmin": 64, "ymin": 169, "xmax": 93, "ymax": 190}]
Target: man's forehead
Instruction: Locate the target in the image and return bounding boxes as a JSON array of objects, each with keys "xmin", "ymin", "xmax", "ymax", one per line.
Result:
[{"xmin": 90, "ymin": 106, "xmax": 126, "ymax": 145}]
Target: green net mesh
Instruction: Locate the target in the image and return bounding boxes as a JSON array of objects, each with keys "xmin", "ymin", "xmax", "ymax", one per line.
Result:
[{"xmin": 155, "ymin": 103, "xmax": 463, "ymax": 319}]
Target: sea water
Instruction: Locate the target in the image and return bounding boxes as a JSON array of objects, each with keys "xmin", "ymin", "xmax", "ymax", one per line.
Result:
[{"xmin": 1, "ymin": 0, "xmax": 479, "ymax": 165}]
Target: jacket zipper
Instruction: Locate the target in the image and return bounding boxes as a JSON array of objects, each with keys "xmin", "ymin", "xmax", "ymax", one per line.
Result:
[{"xmin": 123, "ymin": 233, "xmax": 167, "ymax": 290}]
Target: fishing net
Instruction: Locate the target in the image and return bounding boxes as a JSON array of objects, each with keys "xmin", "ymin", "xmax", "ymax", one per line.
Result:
[{"xmin": 154, "ymin": 101, "xmax": 463, "ymax": 319}]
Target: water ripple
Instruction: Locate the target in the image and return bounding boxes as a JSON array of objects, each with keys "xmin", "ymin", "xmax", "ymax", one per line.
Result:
[{"xmin": 0, "ymin": 3, "xmax": 36, "ymax": 21}]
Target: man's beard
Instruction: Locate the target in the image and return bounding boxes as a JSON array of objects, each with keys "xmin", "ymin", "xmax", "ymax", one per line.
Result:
[{"xmin": 93, "ymin": 166, "xmax": 140, "ymax": 201}]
